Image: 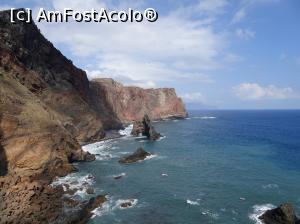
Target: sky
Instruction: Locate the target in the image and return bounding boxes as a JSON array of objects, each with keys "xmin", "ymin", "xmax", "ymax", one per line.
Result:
[{"xmin": 1, "ymin": 0, "xmax": 300, "ymax": 109}]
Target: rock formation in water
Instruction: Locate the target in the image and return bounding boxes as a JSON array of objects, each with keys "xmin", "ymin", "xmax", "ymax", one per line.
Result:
[
  {"xmin": 90, "ymin": 78, "xmax": 187, "ymax": 125},
  {"xmin": 119, "ymin": 148, "xmax": 151, "ymax": 164},
  {"xmin": 0, "ymin": 8, "xmax": 186, "ymax": 224},
  {"xmin": 259, "ymin": 203, "xmax": 300, "ymax": 224},
  {"xmin": 131, "ymin": 114, "xmax": 162, "ymax": 140}
]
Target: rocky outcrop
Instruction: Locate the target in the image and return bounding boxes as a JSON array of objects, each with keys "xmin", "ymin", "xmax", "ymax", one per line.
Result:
[
  {"xmin": 259, "ymin": 203, "xmax": 300, "ymax": 224},
  {"xmin": 74, "ymin": 195, "xmax": 107, "ymax": 224},
  {"xmin": 131, "ymin": 114, "xmax": 162, "ymax": 140},
  {"xmin": 90, "ymin": 78, "xmax": 187, "ymax": 125},
  {"xmin": 119, "ymin": 148, "xmax": 151, "ymax": 164}
]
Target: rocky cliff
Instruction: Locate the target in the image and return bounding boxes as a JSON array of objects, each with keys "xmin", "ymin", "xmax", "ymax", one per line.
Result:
[
  {"xmin": 0, "ymin": 8, "xmax": 186, "ymax": 224},
  {"xmin": 90, "ymin": 78, "xmax": 187, "ymax": 125}
]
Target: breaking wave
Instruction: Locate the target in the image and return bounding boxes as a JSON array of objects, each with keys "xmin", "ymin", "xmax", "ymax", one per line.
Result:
[
  {"xmin": 192, "ymin": 116, "xmax": 216, "ymax": 119},
  {"xmin": 119, "ymin": 124, "xmax": 133, "ymax": 137},
  {"xmin": 186, "ymin": 199, "xmax": 200, "ymax": 206},
  {"xmin": 51, "ymin": 173, "xmax": 95, "ymax": 198},
  {"xmin": 91, "ymin": 196, "xmax": 138, "ymax": 218},
  {"xmin": 249, "ymin": 204, "xmax": 276, "ymax": 224},
  {"xmin": 82, "ymin": 140, "xmax": 118, "ymax": 161}
]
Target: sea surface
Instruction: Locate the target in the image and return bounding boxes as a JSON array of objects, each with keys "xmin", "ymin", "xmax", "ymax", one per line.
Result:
[{"xmin": 54, "ymin": 110, "xmax": 300, "ymax": 224}]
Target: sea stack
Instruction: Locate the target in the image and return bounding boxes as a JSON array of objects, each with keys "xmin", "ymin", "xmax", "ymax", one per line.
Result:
[{"xmin": 131, "ymin": 114, "xmax": 162, "ymax": 140}]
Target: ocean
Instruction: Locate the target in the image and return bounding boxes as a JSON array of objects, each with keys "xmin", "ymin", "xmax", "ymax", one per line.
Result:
[{"xmin": 53, "ymin": 110, "xmax": 300, "ymax": 224}]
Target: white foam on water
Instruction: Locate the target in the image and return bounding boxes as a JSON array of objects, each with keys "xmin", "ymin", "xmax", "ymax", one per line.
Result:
[
  {"xmin": 91, "ymin": 196, "xmax": 111, "ymax": 218},
  {"xmin": 82, "ymin": 140, "xmax": 118, "ymax": 161},
  {"xmin": 249, "ymin": 204, "xmax": 276, "ymax": 224},
  {"xmin": 173, "ymin": 119, "xmax": 179, "ymax": 122},
  {"xmin": 185, "ymin": 117, "xmax": 191, "ymax": 120},
  {"xmin": 157, "ymin": 135, "xmax": 166, "ymax": 141},
  {"xmin": 161, "ymin": 173, "xmax": 168, "ymax": 177},
  {"xmin": 201, "ymin": 209, "xmax": 219, "ymax": 219},
  {"xmin": 187, "ymin": 199, "xmax": 200, "ymax": 206},
  {"xmin": 262, "ymin": 184, "xmax": 279, "ymax": 189},
  {"xmin": 119, "ymin": 124, "xmax": 133, "ymax": 137},
  {"xmin": 115, "ymin": 199, "xmax": 138, "ymax": 210},
  {"xmin": 91, "ymin": 197, "xmax": 138, "ymax": 218},
  {"xmin": 112, "ymin": 173, "xmax": 126, "ymax": 178},
  {"xmin": 144, "ymin": 154, "xmax": 158, "ymax": 161},
  {"xmin": 192, "ymin": 116, "xmax": 216, "ymax": 119},
  {"xmin": 201, "ymin": 116, "xmax": 216, "ymax": 119},
  {"xmin": 51, "ymin": 173, "xmax": 95, "ymax": 197}
]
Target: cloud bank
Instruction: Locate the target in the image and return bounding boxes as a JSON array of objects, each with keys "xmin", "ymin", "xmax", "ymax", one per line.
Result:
[{"xmin": 233, "ymin": 83, "xmax": 298, "ymax": 100}]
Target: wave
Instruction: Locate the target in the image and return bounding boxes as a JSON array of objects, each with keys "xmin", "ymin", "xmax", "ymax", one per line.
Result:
[
  {"xmin": 186, "ymin": 199, "xmax": 199, "ymax": 206},
  {"xmin": 249, "ymin": 204, "xmax": 276, "ymax": 224},
  {"xmin": 192, "ymin": 116, "xmax": 216, "ymax": 119},
  {"xmin": 51, "ymin": 173, "xmax": 95, "ymax": 198},
  {"xmin": 201, "ymin": 209, "xmax": 219, "ymax": 219},
  {"xmin": 82, "ymin": 140, "xmax": 118, "ymax": 161},
  {"xmin": 91, "ymin": 196, "xmax": 111, "ymax": 218},
  {"xmin": 144, "ymin": 154, "xmax": 158, "ymax": 161},
  {"xmin": 262, "ymin": 184, "xmax": 279, "ymax": 189},
  {"xmin": 91, "ymin": 197, "xmax": 138, "ymax": 218},
  {"xmin": 119, "ymin": 124, "xmax": 133, "ymax": 137},
  {"xmin": 112, "ymin": 173, "xmax": 126, "ymax": 179},
  {"xmin": 157, "ymin": 135, "xmax": 166, "ymax": 141}
]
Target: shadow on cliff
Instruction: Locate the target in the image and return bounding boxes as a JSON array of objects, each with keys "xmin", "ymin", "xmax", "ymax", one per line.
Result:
[
  {"xmin": 89, "ymin": 84, "xmax": 123, "ymax": 130},
  {"xmin": 0, "ymin": 117, "xmax": 8, "ymax": 176}
]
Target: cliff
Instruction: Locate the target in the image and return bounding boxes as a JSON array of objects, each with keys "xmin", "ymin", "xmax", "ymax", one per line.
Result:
[
  {"xmin": 0, "ymin": 10, "xmax": 100, "ymax": 223},
  {"xmin": 90, "ymin": 78, "xmax": 187, "ymax": 125},
  {"xmin": 0, "ymin": 8, "xmax": 187, "ymax": 224}
]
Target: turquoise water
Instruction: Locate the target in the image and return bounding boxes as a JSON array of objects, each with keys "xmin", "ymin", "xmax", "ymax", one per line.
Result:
[{"xmin": 71, "ymin": 110, "xmax": 300, "ymax": 223}]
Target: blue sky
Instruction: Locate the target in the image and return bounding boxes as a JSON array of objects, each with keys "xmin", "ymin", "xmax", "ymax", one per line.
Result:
[{"xmin": 1, "ymin": 0, "xmax": 300, "ymax": 109}]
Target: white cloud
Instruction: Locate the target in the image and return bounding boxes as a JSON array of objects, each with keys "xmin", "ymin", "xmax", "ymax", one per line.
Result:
[
  {"xmin": 181, "ymin": 92, "xmax": 206, "ymax": 103},
  {"xmin": 233, "ymin": 83, "xmax": 298, "ymax": 100},
  {"xmin": 223, "ymin": 53, "xmax": 243, "ymax": 63},
  {"xmin": 196, "ymin": 0, "xmax": 228, "ymax": 14},
  {"xmin": 32, "ymin": 0, "xmax": 234, "ymax": 87},
  {"xmin": 232, "ymin": 0, "xmax": 278, "ymax": 24},
  {"xmin": 235, "ymin": 28, "xmax": 255, "ymax": 40},
  {"xmin": 232, "ymin": 8, "xmax": 246, "ymax": 23}
]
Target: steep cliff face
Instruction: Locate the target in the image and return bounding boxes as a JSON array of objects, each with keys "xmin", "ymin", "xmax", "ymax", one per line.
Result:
[
  {"xmin": 0, "ymin": 10, "xmax": 100, "ymax": 223},
  {"xmin": 90, "ymin": 78, "xmax": 187, "ymax": 125},
  {"xmin": 0, "ymin": 9, "xmax": 105, "ymax": 143}
]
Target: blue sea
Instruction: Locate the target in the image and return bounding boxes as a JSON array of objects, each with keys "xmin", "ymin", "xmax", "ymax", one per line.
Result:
[{"xmin": 54, "ymin": 110, "xmax": 300, "ymax": 224}]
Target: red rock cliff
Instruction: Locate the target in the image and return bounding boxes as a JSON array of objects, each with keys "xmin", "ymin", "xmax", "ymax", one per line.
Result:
[{"xmin": 90, "ymin": 78, "xmax": 187, "ymax": 125}]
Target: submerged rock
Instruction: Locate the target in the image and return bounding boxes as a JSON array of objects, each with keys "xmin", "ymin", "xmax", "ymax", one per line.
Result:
[
  {"xmin": 259, "ymin": 203, "xmax": 300, "ymax": 224},
  {"xmin": 120, "ymin": 201, "xmax": 132, "ymax": 208},
  {"xmin": 119, "ymin": 148, "xmax": 151, "ymax": 164},
  {"xmin": 131, "ymin": 114, "xmax": 162, "ymax": 140}
]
